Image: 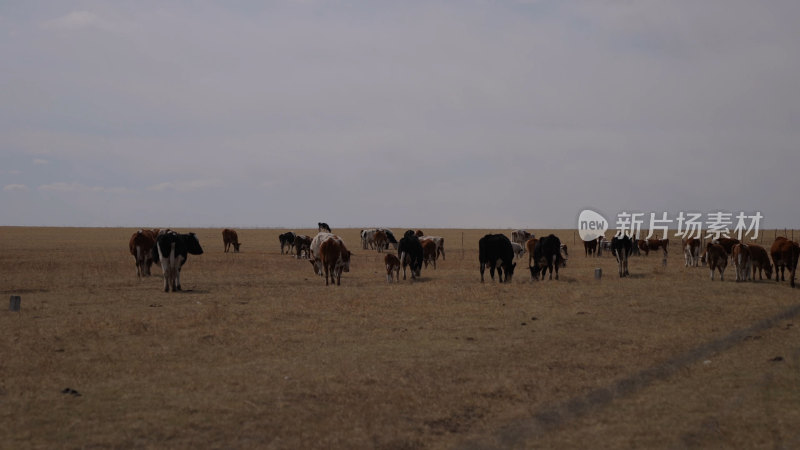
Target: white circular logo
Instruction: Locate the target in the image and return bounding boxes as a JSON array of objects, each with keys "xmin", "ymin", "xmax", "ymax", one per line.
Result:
[{"xmin": 578, "ymin": 209, "xmax": 609, "ymax": 241}]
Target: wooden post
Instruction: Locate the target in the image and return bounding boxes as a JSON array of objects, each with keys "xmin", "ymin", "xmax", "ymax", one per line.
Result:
[
  {"xmin": 461, "ymin": 232, "xmax": 464, "ymax": 260},
  {"xmin": 9, "ymin": 296, "xmax": 20, "ymax": 312},
  {"xmin": 594, "ymin": 268, "xmax": 602, "ymax": 279}
]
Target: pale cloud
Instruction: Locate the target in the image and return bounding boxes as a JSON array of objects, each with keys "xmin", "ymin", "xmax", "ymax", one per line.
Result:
[
  {"xmin": 41, "ymin": 11, "xmax": 105, "ymax": 31},
  {"xmin": 33, "ymin": 158, "xmax": 49, "ymax": 165},
  {"xmin": 3, "ymin": 184, "xmax": 29, "ymax": 192},
  {"xmin": 37, "ymin": 182, "xmax": 133, "ymax": 194},
  {"xmin": 147, "ymin": 179, "xmax": 223, "ymax": 192}
]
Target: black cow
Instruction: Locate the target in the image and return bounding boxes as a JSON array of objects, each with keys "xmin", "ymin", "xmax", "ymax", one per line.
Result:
[
  {"xmin": 279, "ymin": 231, "xmax": 296, "ymax": 254},
  {"xmin": 384, "ymin": 229, "xmax": 398, "ymax": 250},
  {"xmin": 530, "ymin": 234, "xmax": 566, "ymax": 280},
  {"xmin": 479, "ymin": 234, "xmax": 516, "ymax": 283},
  {"xmin": 318, "ymin": 222, "xmax": 331, "ymax": 233},
  {"xmin": 611, "ymin": 234, "xmax": 633, "ymax": 277},
  {"xmin": 152, "ymin": 231, "xmax": 204, "ymax": 292},
  {"xmin": 398, "ymin": 230, "xmax": 423, "ymax": 280}
]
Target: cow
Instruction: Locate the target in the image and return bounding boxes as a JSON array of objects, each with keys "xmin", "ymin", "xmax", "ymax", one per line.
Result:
[
  {"xmin": 222, "ymin": 228, "xmax": 241, "ymax": 253},
  {"xmin": 361, "ymin": 228, "xmax": 377, "ymax": 249},
  {"xmin": 647, "ymin": 238, "xmax": 669, "ymax": 257},
  {"xmin": 420, "ymin": 238, "xmax": 438, "ymax": 269},
  {"xmin": 398, "ymin": 230, "xmax": 424, "ymax": 280},
  {"xmin": 525, "ymin": 238, "xmax": 538, "ymax": 269},
  {"xmin": 611, "ymin": 234, "xmax": 633, "ymax": 277},
  {"xmin": 637, "ymin": 239, "xmax": 649, "ymax": 256},
  {"xmin": 152, "ymin": 231, "xmax": 204, "ymax": 292},
  {"xmin": 748, "ymin": 243, "xmax": 773, "ymax": 281},
  {"xmin": 384, "ymin": 253, "xmax": 401, "ymax": 283},
  {"xmin": 713, "ymin": 237, "xmax": 740, "ymax": 256},
  {"xmin": 129, "ymin": 229, "xmax": 157, "ymax": 279},
  {"xmin": 732, "ymin": 243, "xmax": 752, "ymax": 282},
  {"xmin": 384, "ymin": 229, "xmax": 398, "ymax": 250},
  {"xmin": 309, "ymin": 232, "xmax": 338, "ymax": 276},
  {"xmin": 318, "ymin": 222, "xmax": 331, "ymax": 233},
  {"xmin": 414, "ymin": 230, "xmax": 425, "ymax": 237},
  {"xmin": 583, "ymin": 238, "xmax": 597, "ymax": 257},
  {"xmin": 511, "ymin": 242, "xmax": 525, "ymax": 259},
  {"xmin": 318, "ymin": 237, "xmax": 351, "ymax": 286},
  {"xmin": 374, "ymin": 230, "xmax": 388, "ymax": 253},
  {"xmin": 706, "ymin": 243, "xmax": 728, "ymax": 281},
  {"xmin": 279, "ymin": 232, "xmax": 296, "ymax": 255},
  {"xmin": 417, "ymin": 235, "xmax": 445, "ymax": 260},
  {"xmin": 683, "ymin": 238, "xmax": 701, "ymax": 267},
  {"xmin": 530, "ymin": 234, "xmax": 566, "ymax": 280},
  {"xmin": 511, "ymin": 230, "xmax": 533, "ymax": 246},
  {"xmin": 479, "ymin": 234, "xmax": 516, "ymax": 283},
  {"xmin": 770, "ymin": 237, "xmax": 800, "ymax": 288},
  {"xmin": 294, "ymin": 235, "xmax": 312, "ymax": 259}
]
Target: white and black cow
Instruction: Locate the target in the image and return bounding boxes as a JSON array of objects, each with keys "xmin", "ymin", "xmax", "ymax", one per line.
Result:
[
  {"xmin": 479, "ymin": 234, "xmax": 516, "ymax": 283},
  {"xmin": 318, "ymin": 222, "xmax": 331, "ymax": 233},
  {"xmin": 530, "ymin": 234, "xmax": 566, "ymax": 280},
  {"xmin": 611, "ymin": 234, "xmax": 633, "ymax": 277},
  {"xmin": 398, "ymin": 230, "xmax": 424, "ymax": 280},
  {"xmin": 279, "ymin": 231, "xmax": 296, "ymax": 255},
  {"xmin": 152, "ymin": 231, "xmax": 204, "ymax": 292}
]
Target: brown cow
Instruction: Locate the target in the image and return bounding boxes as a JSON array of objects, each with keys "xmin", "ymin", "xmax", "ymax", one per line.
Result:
[
  {"xmin": 713, "ymin": 237, "xmax": 740, "ymax": 256},
  {"xmin": 414, "ymin": 230, "xmax": 425, "ymax": 237},
  {"xmin": 647, "ymin": 238, "xmax": 669, "ymax": 257},
  {"xmin": 637, "ymin": 239, "xmax": 649, "ymax": 256},
  {"xmin": 525, "ymin": 238, "xmax": 538, "ymax": 271},
  {"xmin": 732, "ymin": 243, "xmax": 751, "ymax": 282},
  {"xmin": 319, "ymin": 237, "xmax": 351, "ymax": 286},
  {"xmin": 420, "ymin": 238, "xmax": 437, "ymax": 270},
  {"xmin": 373, "ymin": 230, "xmax": 388, "ymax": 253},
  {"xmin": 706, "ymin": 243, "xmax": 728, "ymax": 281},
  {"xmin": 222, "ymin": 228, "xmax": 241, "ymax": 253},
  {"xmin": 129, "ymin": 229, "xmax": 157, "ymax": 279},
  {"xmin": 384, "ymin": 253, "xmax": 401, "ymax": 283},
  {"xmin": 748, "ymin": 243, "xmax": 773, "ymax": 281},
  {"xmin": 771, "ymin": 237, "xmax": 800, "ymax": 288},
  {"xmin": 682, "ymin": 238, "xmax": 701, "ymax": 267}
]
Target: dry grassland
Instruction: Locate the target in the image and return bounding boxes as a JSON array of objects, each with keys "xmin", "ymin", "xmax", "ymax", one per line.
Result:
[{"xmin": 1, "ymin": 227, "xmax": 799, "ymax": 449}]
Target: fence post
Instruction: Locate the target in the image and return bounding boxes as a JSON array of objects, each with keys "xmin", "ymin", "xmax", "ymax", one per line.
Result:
[{"xmin": 9, "ymin": 296, "xmax": 20, "ymax": 312}]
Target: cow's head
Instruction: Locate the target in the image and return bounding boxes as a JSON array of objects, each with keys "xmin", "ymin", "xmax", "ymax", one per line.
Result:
[
  {"xmin": 232, "ymin": 242, "xmax": 241, "ymax": 252},
  {"xmin": 340, "ymin": 251, "xmax": 352, "ymax": 273},
  {"xmin": 529, "ymin": 264, "xmax": 541, "ymax": 280},
  {"xmin": 765, "ymin": 262, "xmax": 773, "ymax": 280},
  {"xmin": 504, "ymin": 261, "xmax": 516, "ymax": 282},
  {"xmin": 185, "ymin": 233, "xmax": 204, "ymax": 255},
  {"xmin": 310, "ymin": 258, "xmax": 323, "ymax": 276}
]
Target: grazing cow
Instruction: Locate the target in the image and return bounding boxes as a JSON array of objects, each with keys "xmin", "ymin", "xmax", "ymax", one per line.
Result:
[
  {"xmin": 319, "ymin": 237, "xmax": 351, "ymax": 286},
  {"xmin": 384, "ymin": 253, "xmax": 401, "ymax": 283},
  {"xmin": 530, "ymin": 234, "xmax": 566, "ymax": 280},
  {"xmin": 583, "ymin": 239, "xmax": 597, "ymax": 257},
  {"xmin": 611, "ymin": 234, "xmax": 633, "ymax": 277},
  {"xmin": 511, "ymin": 242, "xmax": 525, "ymax": 259},
  {"xmin": 279, "ymin": 232, "xmax": 296, "ymax": 255},
  {"xmin": 647, "ymin": 238, "xmax": 669, "ymax": 257},
  {"xmin": 512, "ymin": 230, "xmax": 533, "ymax": 246},
  {"xmin": 420, "ymin": 238, "xmax": 438, "ymax": 269},
  {"xmin": 222, "ymin": 228, "xmax": 241, "ymax": 253},
  {"xmin": 398, "ymin": 230, "xmax": 424, "ymax": 280},
  {"xmin": 294, "ymin": 235, "xmax": 312, "ymax": 259},
  {"xmin": 770, "ymin": 237, "xmax": 800, "ymax": 288},
  {"xmin": 129, "ymin": 229, "xmax": 157, "ymax": 279},
  {"xmin": 318, "ymin": 222, "xmax": 331, "ymax": 233},
  {"xmin": 417, "ymin": 235, "xmax": 446, "ymax": 260},
  {"xmin": 748, "ymin": 243, "xmax": 773, "ymax": 281},
  {"xmin": 706, "ymin": 243, "xmax": 728, "ymax": 281},
  {"xmin": 384, "ymin": 229, "xmax": 398, "ymax": 250},
  {"xmin": 479, "ymin": 234, "xmax": 516, "ymax": 283},
  {"xmin": 525, "ymin": 238, "xmax": 538, "ymax": 269},
  {"xmin": 374, "ymin": 230, "xmax": 388, "ymax": 253},
  {"xmin": 309, "ymin": 232, "xmax": 338, "ymax": 275},
  {"xmin": 153, "ymin": 231, "xmax": 204, "ymax": 292},
  {"xmin": 683, "ymin": 238, "xmax": 701, "ymax": 267},
  {"xmin": 637, "ymin": 240, "xmax": 649, "ymax": 256},
  {"xmin": 732, "ymin": 243, "xmax": 752, "ymax": 282}
]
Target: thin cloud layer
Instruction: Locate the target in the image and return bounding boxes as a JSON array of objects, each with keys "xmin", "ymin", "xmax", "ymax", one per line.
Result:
[{"xmin": 1, "ymin": 1, "xmax": 798, "ymax": 228}]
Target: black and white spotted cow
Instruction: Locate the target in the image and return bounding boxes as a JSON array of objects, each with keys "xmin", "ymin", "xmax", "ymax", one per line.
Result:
[{"xmin": 152, "ymin": 231, "xmax": 204, "ymax": 292}]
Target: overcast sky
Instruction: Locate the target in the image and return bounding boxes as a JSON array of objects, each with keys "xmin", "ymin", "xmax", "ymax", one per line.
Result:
[{"xmin": 1, "ymin": 1, "xmax": 798, "ymax": 230}]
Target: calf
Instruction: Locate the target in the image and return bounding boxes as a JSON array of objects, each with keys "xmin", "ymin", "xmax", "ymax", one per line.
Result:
[
  {"xmin": 530, "ymin": 234, "xmax": 566, "ymax": 281},
  {"xmin": 732, "ymin": 243, "xmax": 752, "ymax": 282},
  {"xmin": 771, "ymin": 237, "xmax": 800, "ymax": 288},
  {"xmin": 748, "ymin": 243, "xmax": 773, "ymax": 281},
  {"xmin": 398, "ymin": 230, "xmax": 424, "ymax": 280},
  {"xmin": 511, "ymin": 242, "xmax": 525, "ymax": 259},
  {"xmin": 683, "ymin": 238, "xmax": 701, "ymax": 267},
  {"xmin": 279, "ymin": 232, "xmax": 296, "ymax": 255},
  {"xmin": 129, "ymin": 229, "xmax": 156, "ymax": 279},
  {"xmin": 153, "ymin": 231, "xmax": 204, "ymax": 292},
  {"xmin": 611, "ymin": 234, "xmax": 633, "ymax": 277},
  {"xmin": 479, "ymin": 234, "xmax": 516, "ymax": 283},
  {"xmin": 714, "ymin": 237, "xmax": 740, "ymax": 256},
  {"xmin": 374, "ymin": 230, "xmax": 388, "ymax": 253},
  {"xmin": 525, "ymin": 238, "xmax": 538, "ymax": 270},
  {"xmin": 417, "ymin": 235, "xmax": 446, "ymax": 260},
  {"xmin": 319, "ymin": 238, "xmax": 351, "ymax": 286},
  {"xmin": 384, "ymin": 253, "xmax": 401, "ymax": 283},
  {"xmin": 222, "ymin": 228, "xmax": 241, "ymax": 253},
  {"xmin": 706, "ymin": 243, "xmax": 728, "ymax": 281},
  {"xmin": 294, "ymin": 235, "xmax": 312, "ymax": 259},
  {"xmin": 420, "ymin": 238, "xmax": 438, "ymax": 269}
]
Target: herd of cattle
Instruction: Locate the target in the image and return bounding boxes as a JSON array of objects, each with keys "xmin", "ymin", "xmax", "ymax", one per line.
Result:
[{"xmin": 128, "ymin": 224, "xmax": 800, "ymax": 292}]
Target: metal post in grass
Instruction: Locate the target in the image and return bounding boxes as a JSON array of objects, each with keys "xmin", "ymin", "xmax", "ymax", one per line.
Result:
[
  {"xmin": 594, "ymin": 268, "xmax": 602, "ymax": 279},
  {"xmin": 9, "ymin": 296, "xmax": 20, "ymax": 312}
]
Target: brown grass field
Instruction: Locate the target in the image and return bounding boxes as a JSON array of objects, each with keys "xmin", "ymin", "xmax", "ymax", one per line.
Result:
[{"xmin": 1, "ymin": 227, "xmax": 799, "ymax": 449}]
